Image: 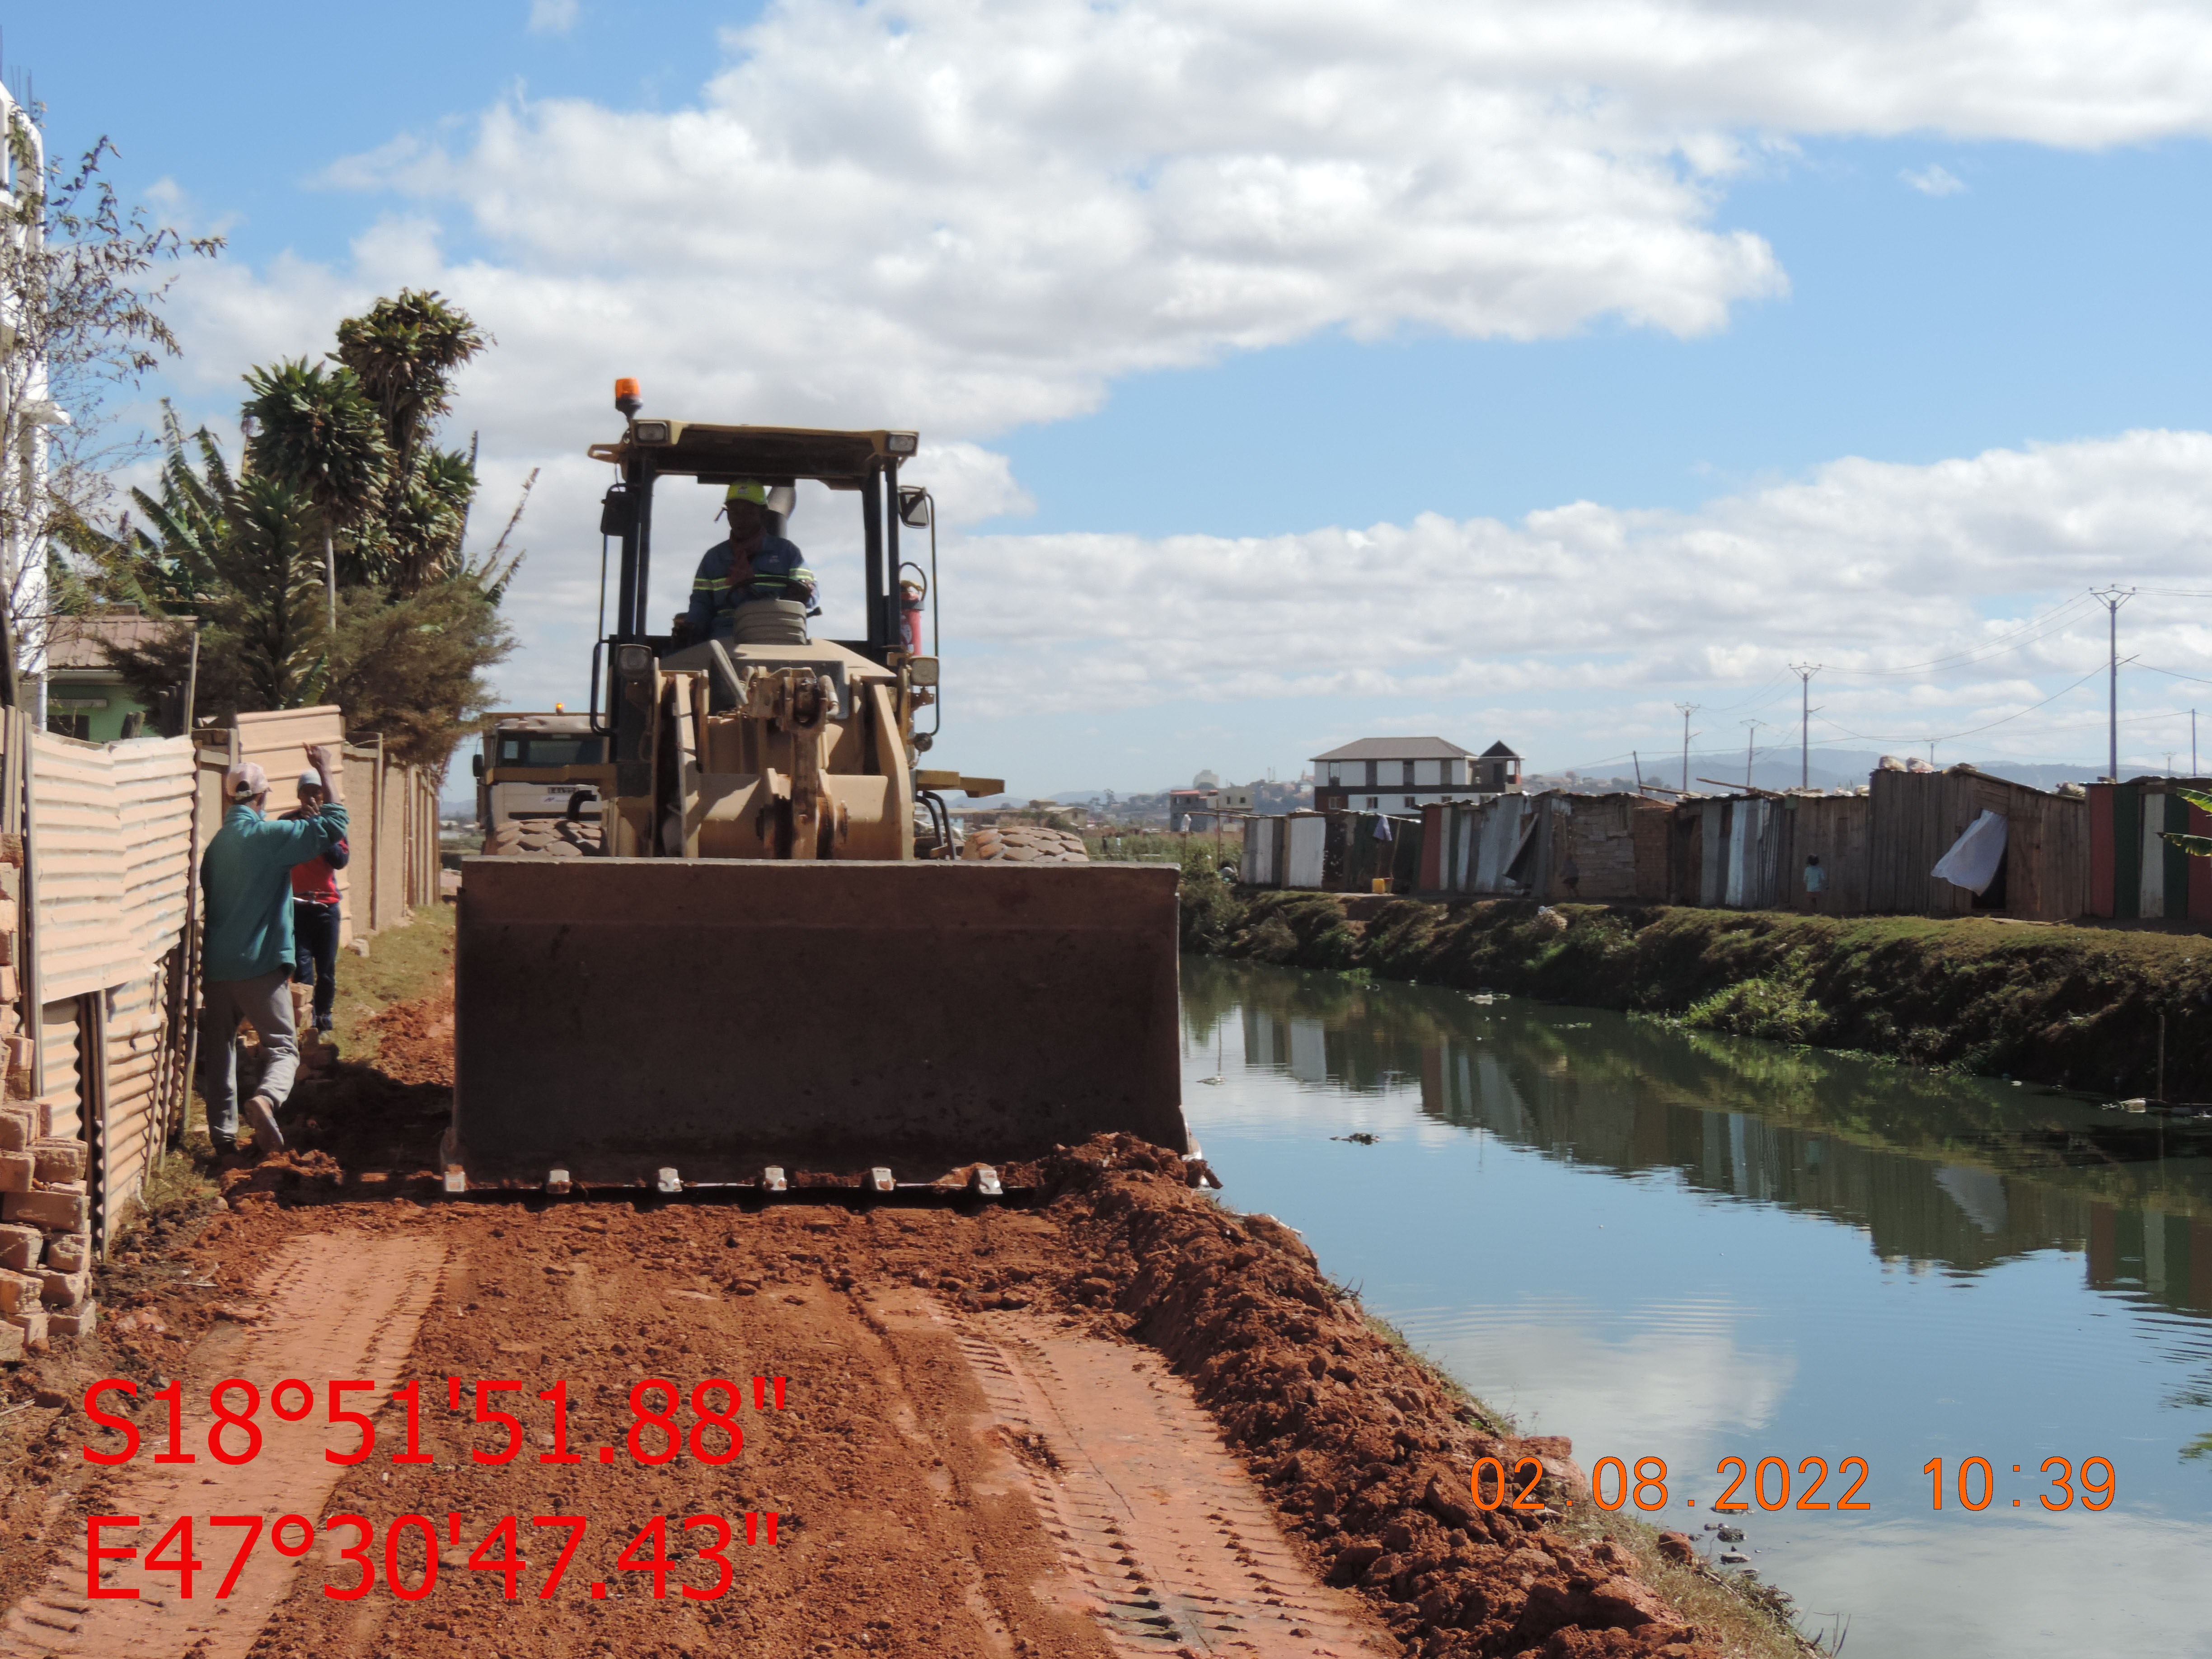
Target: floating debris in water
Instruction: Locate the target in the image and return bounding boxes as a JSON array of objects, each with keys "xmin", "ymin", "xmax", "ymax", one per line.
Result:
[
  {"xmin": 1199, "ymin": 1075, "xmax": 1226, "ymax": 1086},
  {"xmin": 1332, "ymin": 1132, "xmax": 1379, "ymax": 1145}
]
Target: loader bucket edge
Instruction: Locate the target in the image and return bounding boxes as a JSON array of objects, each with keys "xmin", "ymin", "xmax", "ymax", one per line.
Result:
[{"xmin": 451, "ymin": 857, "xmax": 1187, "ymax": 1186}]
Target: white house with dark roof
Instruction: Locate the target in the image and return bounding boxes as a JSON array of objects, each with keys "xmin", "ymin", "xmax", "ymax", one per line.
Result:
[{"xmin": 1310, "ymin": 736, "xmax": 1519, "ymax": 814}]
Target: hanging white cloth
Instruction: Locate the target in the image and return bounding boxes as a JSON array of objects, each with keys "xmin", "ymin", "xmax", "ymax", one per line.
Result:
[{"xmin": 1932, "ymin": 810, "xmax": 2009, "ymax": 895}]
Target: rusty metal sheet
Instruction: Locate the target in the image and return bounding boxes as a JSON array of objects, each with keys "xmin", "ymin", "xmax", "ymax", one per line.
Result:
[{"xmin": 451, "ymin": 858, "xmax": 1186, "ymax": 1185}]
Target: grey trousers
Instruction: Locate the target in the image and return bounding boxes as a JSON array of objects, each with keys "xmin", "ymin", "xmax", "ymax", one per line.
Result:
[{"xmin": 201, "ymin": 969, "xmax": 299, "ymax": 1140}]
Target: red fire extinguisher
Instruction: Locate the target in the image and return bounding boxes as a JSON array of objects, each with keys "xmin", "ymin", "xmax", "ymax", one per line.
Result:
[{"xmin": 899, "ymin": 577, "xmax": 926, "ymax": 657}]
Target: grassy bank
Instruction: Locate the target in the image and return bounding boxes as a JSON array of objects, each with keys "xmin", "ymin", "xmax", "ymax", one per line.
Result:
[{"xmin": 1180, "ymin": 870, "xmax": 2212, "ymax": 1101}]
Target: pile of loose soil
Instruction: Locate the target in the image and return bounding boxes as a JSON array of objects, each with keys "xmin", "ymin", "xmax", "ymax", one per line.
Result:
[
  {"xmin": 1, "ymin": 985, "xmax": 1791, "ymax": 1659},
  {"xmin": 1022, "ymin": 1138, "xmax": 1747, "ymax": 1659},
  {"xmin": 358, "ymin": 975, "xmax": 457, "ymax": 1087}
]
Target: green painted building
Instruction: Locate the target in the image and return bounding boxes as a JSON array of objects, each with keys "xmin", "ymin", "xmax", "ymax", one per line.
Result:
[{"xmin": 45, "ymin": 614, "xmax": 178, "ymax": 742}]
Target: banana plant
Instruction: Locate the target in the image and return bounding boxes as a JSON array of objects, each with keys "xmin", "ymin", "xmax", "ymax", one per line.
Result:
[{"xmin": 2158, "ymin": 786, "xmax": 2212, "ymax": 856}]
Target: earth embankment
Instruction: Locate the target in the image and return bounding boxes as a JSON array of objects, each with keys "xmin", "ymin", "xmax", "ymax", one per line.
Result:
[
  {"xmin": 0, "ymin": 970, "xmax": 1797, "ymax": 1659},
  {"xmin": 1187, "ymin": 883, "xmax": 2212, "ymax": 1100}
]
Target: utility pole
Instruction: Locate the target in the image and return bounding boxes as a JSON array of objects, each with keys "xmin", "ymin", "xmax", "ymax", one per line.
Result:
[
  {"xmin": 1790, "ymin": 662, "xmax": 1822, "ymax": 791},
  {"xmin": 1676, "ymin": 704, "xmax": 1699, "ymax": 795},
  {"xmin": 2091, "ymin": 586, "xmax": 2135, "ymax": 782},
  {"xmin": 1743, "ymin": 719, "xmax": 1763, "ymax": 792}
]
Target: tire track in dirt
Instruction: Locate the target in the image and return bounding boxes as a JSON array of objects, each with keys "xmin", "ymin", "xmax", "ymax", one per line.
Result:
[
  {"xmin": 0, "ymin": 1230, "xmax": 447, "ymax": 1659},
  {"xmin": 871, "ymin": 1290, "xmax": 1392, "ymax": 1658}
]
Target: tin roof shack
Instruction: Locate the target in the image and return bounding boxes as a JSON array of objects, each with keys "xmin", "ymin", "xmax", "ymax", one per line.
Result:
[
  {"xmin": 2085, "ymin": 776, "xmax": 2212, "ymax": 922},
  {"xmin": 1781, "ymin": 791, "xmax": 1871, "ymax": 915},
  {"xmin": 1668, "ymin": 790, "xmax": 1870, "ymax": 911},
  {"xmin": 1866, "ymin": 764, "xmax": 2085, "ymax": 922},
  {"xmin": 1419, "ymin": 791, "xmax": 1668, "ymax": 900}
]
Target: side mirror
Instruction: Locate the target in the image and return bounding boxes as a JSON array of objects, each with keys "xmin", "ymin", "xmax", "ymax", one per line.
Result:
[
  {"xmin": 471, "ymin": 755, "xmax": 484, "ymax": 779},
  {"xmin": 898, "ymin": 487, "xmax": 933, "ymax": 529}
]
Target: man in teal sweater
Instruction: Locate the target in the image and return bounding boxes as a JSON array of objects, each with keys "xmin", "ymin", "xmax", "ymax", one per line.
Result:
[{"xmin": 200, "ymin": 744, "xmax": 348, "ymax": 1153}]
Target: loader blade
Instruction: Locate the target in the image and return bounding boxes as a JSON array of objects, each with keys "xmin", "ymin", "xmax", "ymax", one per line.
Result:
[{"xmin": 449, "ymin": 858, "xmax": 1187, "ymax": 1188}]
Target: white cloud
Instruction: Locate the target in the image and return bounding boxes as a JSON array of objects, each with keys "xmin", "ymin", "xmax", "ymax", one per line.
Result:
[
  {"xmin": 170, "ymin": 0, "xmax": 2212, "ymax": 450},
  {"xmin": 172, "ymin": 0, "xmax": 2212, "ymax": 452},
  {"xmin": 1903, "ymin": 163, "xmax": 1968, "ymax": 195},
  {"xmin": 905, "ymin": 430, "xmax": 2212, "ymax": 761},
  {"xmin": 527, "ymin": 0, "xmax": 578, "ymax": 37},
  {"xmin": 144, "ymin": 0, "xmax": 2212, "ymax": 778},
  {"xmin": 389, "ymin": 424, "xmax": 2212, "ymax": 786}
]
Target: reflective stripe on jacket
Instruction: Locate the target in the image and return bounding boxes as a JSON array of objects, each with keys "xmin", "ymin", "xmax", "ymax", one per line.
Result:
[{"xmin": 684, "ymin": 535, "xmax": 817, "ymax": 639}]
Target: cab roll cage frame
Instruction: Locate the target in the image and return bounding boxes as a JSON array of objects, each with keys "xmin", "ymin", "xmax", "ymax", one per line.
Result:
[{"xmin": 587, "ymin": 453, "xmax": 922, "ymax": 742}]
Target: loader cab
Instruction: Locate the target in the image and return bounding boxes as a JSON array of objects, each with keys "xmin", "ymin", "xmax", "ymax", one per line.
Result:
[
  {"xmin": 474, "ymin": 713, "xmax": 612, "ymax": 838},
  {"xmin": 582, "ymin": 394, "xmax": 945, "ymax": 855}
]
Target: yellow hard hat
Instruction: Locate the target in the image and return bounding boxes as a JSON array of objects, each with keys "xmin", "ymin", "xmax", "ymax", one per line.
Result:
[{"xmin": 725, "ymin": 481, "xmax": 769, "ymax": 505}]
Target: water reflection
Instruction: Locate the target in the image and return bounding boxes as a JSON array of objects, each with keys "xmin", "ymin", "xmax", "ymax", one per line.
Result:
[
  {"xmin": 1181, "ymin": 957, "xmax": 2212, "ymax": 1656},
  {"xmin": 1182, "ymin": 956, "xmax": 2212, "ymax": 1313}
]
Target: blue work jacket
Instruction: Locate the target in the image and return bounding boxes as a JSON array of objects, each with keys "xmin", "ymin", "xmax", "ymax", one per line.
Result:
[{"xmin": 684, "ymin": 535, "xmax": 816, "ymax": 640}]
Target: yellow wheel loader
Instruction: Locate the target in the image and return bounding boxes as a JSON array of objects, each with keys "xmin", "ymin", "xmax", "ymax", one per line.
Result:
[{"xmin": 442, "ymin": 384, "xmax": 1192, "ymax": 1198}]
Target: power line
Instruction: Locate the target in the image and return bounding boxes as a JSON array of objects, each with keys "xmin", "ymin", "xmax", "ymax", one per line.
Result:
[
  {"xmin": 1820, "ymin": 592, "xmax": 2099, "ymax": 678},
  {"xmin": 1808, "ymin": 661, "xmax": 2112, "ymax": 746}
]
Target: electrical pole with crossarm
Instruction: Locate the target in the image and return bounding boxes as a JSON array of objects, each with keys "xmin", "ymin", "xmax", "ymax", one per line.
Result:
[
  {"xmin": 1675, "ymin": 704, "xmax": 1699, "ymax": 795},
  {"xmin": 1790, "ymin": 663, "xmax": 1822, "ymax": 791},
  {"xmin": 2091, "ymin": 586, "xmax": 2134, "ymax": 782}
]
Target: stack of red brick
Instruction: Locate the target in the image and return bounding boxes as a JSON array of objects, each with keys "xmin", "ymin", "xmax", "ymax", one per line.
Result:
[{"xmin": 0, "ymin": 1105, "xmax": 92, "ymax": 1357}]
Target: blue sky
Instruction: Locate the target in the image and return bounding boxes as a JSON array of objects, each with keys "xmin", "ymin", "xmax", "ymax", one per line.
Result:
[{"xmin": 28, "ymin": 1, "xmax": 2212, "ymax": 792}]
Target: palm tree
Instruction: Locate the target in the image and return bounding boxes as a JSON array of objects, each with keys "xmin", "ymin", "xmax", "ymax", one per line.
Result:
[
  {"xmin": 333, "ymin": 289, "xmax": 487, "ymax": 483},
  {"xmin": 241, "ymin": 359, "xmax": 389, "ymax": 636}
]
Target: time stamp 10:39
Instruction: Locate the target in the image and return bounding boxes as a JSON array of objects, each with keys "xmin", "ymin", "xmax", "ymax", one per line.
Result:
[{"xmin": 1472, "ymin": 1454, "xmax": 2118, "ymax": 1515}]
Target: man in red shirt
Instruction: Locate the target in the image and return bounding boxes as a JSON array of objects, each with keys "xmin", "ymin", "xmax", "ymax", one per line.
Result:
[{"xmin": 285, "ymin": 770, "xmax": 351, "ymax": 1032}]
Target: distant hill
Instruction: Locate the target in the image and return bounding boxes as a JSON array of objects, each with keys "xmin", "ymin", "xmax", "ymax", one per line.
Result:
[{"xmin": 1543, "ymin": 748, "xmax": 2110, "ymax": 797}]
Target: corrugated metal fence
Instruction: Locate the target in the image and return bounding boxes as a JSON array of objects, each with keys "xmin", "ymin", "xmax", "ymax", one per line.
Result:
[
  {"xmin": 2086, "ymin": 778, "xmax": 2212, "ymax": 922},
  {"xmin": 2, "ymin": 707, "xmax": 447, "ymax": 1294},
  {"xmin": 1239, "ymin": 768, "xmax": 2087, "ymax": 923}
]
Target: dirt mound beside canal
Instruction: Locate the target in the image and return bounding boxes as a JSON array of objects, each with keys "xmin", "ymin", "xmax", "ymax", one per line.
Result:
[{"xmin": 1029, "ymin": 1137, "xmax": 1747, "ymax": 1658}]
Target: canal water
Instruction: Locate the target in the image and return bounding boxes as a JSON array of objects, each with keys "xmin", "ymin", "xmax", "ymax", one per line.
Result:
[{"xmin": 1177, "ymin": 956, "xmax": 2212, "ymax": 1659}]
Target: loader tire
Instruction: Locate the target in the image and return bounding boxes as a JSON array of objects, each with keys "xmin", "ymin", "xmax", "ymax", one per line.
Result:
[
  {"xmin": 481, "ymin": 819, "xmax": 605, "ymax": 857},
  {"xmin": 961, "ymin": 825, "xmax": 1089, "ymax": 864}
]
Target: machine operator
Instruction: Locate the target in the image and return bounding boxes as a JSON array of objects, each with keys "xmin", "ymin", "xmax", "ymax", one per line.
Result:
[{"xmin": 682, "ymin": 480, "xmax": 817, "ymax": 644}]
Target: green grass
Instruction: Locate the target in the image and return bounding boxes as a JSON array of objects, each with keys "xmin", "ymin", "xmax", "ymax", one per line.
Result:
[
  {"xmin": 176, "ymin": 900, "xmax": 458, "ymax": 1155},
  {"xmin": 327, "ymin": 901, "xmax": 456, "ymax": 1069},
  {"xmin": 1185, "ymin": 890, "xmax": 2212, "ymax": 1100}
]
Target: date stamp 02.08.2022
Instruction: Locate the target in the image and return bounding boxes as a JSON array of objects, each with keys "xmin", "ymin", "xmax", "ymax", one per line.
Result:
[{"xmin": 1470, "ymin": 1453, "xmax": 2117, "ymax": 1516}]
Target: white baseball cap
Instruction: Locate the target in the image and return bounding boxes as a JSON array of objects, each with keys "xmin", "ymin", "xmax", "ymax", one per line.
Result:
[
  {"xmin": 224, "ymin": 762, "xmax": 269, "ymax": 801},
  {"xmin": 298, "ymin": 770, "xmax": 326, "ymax": 792}
]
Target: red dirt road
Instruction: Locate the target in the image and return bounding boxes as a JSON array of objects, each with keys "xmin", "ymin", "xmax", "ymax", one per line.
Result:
[{"xmin": 0, "ymin": 986, "xmax": 1764, "ymax": 1659}]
